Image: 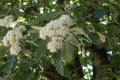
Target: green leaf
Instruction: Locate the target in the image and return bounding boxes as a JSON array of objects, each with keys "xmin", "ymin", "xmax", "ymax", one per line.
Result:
[
  {"xmin": 54, "ymin": 52, "xmax": 64, "ymax": 76},
  {"xmin": 111, "ymin": 54, "xmax": 120, "ymax": 68},
  {"xmin": 92, "ymin": 61, "xmax": 99, "ymax": 66},
  {"xmin": 35, "ymin": 39, "xmax": 49, "ymax": 63},
  {"xmin": 104, "ymin": 72, "xmax": 120, "ymax": 79},
  {"xmin": 64, "ymin": 63, "xmax": 71, "ymax": 78},
  {"xmin": 61, "ymin": 40, "xmax": 76, "ymax": 62},
  {"xmin": 93, "ymin": 8, "xmax": 108, "ymax": 18},
  {"xmin": 8, "ymin": 55, "xmax": 15, "ymax": 75},
  {"xmin": 96, "ymin": 72, "xmax": 103, "ymax": 80},
  {"xmin": 97, "ymin": 32, "xmax": 106, "ymax": 43},
  {"xmin": 0, "ymin": 46, "xmax": 8, "ymax": 59},
  {"xmin": 88, "ymin": 32, "xmax": 99, "ymax": 43},
  {"xmin": 96, "ymin": 71, "xmax": 120, "ymax": 80},
  {"xmin": 73, "ymin": 5, "xmax": 87, "ymax": 19},
  {"xmin": 28, "ymin": 29, "xmax": 39, "ymax": 41},
  {"xmin": 12, "ymin": 73, "xmax": 24, "ymax": 80}
]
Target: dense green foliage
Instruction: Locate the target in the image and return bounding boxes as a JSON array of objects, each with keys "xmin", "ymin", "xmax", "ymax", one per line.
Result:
[{"xmin": 0, "ymin": 0, "xmax": 120, "ymax": 80}]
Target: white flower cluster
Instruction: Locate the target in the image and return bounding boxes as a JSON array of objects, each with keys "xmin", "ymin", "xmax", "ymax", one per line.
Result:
[
  {"xmin": 0, "ymin": 15, "xmax": 18, "ymax": 28},
  {"xmin": 39, "ymin": 14, "xmax": 74, "ymax": 53},
  {"xmin": 2, "ymin": 28, "xmax": 22, "ymax": 55}
]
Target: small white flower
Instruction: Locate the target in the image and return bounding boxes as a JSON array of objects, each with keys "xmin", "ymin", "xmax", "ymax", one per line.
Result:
[
  {"xmin": 47, "ymin": 42, "xmax": 57, "ymax": 53},
  {"xmin": 56, "ymin": 26, "xmax": 69, "ymax": 36},
  {"xmin": 39, "ymin": 14, "xmax": 74, "ymax": 53},
  {"xmin": 39, "ymin": 27, "xmax": 47, "ymax": 40},
  {"xmin": 0, "ymin": 15, "xmax": 18, "ymax": 28},
  {"xmin": 3, "ymin": 15, "xmax": 14, "ymax": 22},
  {"xmin": 4, "ymin": 29, "xmax": 22, "ymax": 45},
  {"xmin": 2, "ymin": 36, "xmax": 10, "ymax": 46},
  {"xmin": 3, "ymin": 15, "xmax": 14, "ymax": 28},
  {"xmin": 9, "ymin": 21, "xmax": 18, "ymax": 28},
  {"xmin": 47, "ymin": 40, "xmax": 63, "ymax": 53},
  {"xmin": 10, "ymin": 44, "xmax": 21, "ymax": 55},
  {"xmin": 51, "ymin": 37, "xmax": 64, "ymax": 42},
  {"xmin": 0, "ymin": 19, "xmax": 5, "ymax": 26},
  {"xmin": 59, "ymin": 14, "xmax": 74, "ymax": 26},
  {"xmin": 2, "ymin": 28, "xmax": 22, "ymax": 55},
  {"xmin": 17, "ymin": 25, "xmax": 26, "ymax": 32}
]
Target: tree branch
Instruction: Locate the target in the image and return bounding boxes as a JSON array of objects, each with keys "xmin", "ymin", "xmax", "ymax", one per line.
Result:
[{"xmin": 88, "ymin": 44, "xmax": 110, "ymax": 79}]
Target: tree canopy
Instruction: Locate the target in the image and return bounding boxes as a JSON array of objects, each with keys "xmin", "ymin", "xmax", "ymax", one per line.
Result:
[{"xmin": 0, "ymin": 0, "xmax": 120, "ymax": 80}]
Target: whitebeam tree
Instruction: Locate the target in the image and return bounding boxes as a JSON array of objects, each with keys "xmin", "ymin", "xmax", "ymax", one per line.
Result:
[{"xmin": 0, "ymin": 0, "xmax": 120, "ymax": 80}]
